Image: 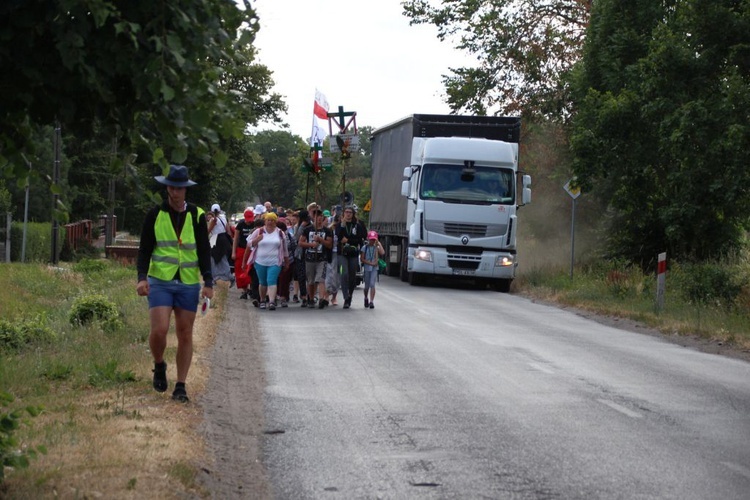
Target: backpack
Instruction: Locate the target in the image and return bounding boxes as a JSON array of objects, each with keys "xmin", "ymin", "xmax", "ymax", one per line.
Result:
[{"xmin": 285, "ymin": 230, "xmax": 297, "ymax": 260}]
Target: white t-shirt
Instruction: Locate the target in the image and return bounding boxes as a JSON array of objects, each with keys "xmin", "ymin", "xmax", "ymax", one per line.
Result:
[
  {"xmin": 255, "ymin": 228, "xmax": 283, "ymax": 266},
  {"xmin": 209, "ymin": 213, "xmax": 228, "ymax": 242}
]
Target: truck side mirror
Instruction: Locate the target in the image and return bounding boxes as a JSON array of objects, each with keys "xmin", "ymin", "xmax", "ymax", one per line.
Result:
[
  {"xmin": 402, "ymin": 167, "xmax": 412, "ymax": 179},
  {"xmin": 401, "ymin": 180, "xmax": 411, "ymax": 198},
  {"xmin": 522, "ymin": 175, "xmax": 532, "ymax": 205}
]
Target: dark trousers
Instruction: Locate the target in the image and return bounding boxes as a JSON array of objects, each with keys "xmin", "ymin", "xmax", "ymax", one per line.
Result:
[
  {"xmin": 294, "ymin": 257, "xmax": 307, "ymax": 298},
  {"xmin": 340, "ymin": 254, "xmax": 359, "ymax": 302},
  {"xmin": 250, "ymin": 266, "xmax": 260, "ymax": 300},
  {"xmin": 278, "ymin": 261, "xmax": 294, "ymax": 300}
]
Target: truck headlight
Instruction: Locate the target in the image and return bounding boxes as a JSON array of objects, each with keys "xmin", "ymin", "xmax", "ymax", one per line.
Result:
[
  {"xmin": 415, "ymin": 249, "xmax": 433, "ymax": 262},
  {"xmin": 495, "ymin": 256, "xmax": 514, "ymax": 267}
]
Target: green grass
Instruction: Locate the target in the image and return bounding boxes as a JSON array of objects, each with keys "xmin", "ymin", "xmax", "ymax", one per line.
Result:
[
  {"xmin": 0, "ymin": 260, "xmax": 150, "ymax": 486},
  {"xmin": 516, "ymin": 257, "xmax": 750, "ymax": 350}
]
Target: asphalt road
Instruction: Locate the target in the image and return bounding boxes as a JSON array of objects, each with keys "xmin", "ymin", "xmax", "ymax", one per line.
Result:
[{"xmin": 236, "ymin": 276, "xmax": 750, "ymax": 499}]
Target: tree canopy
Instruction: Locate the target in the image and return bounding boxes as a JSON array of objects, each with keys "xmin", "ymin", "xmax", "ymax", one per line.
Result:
[
  {"xmin": 570, "ymin": 0, "xmax": 750, "ymax": 264},
  {"xmin": 0, "ymin": 0, "xmax": 285, "ymax": 180},
  {"xmin": 402, "ymin": 0, "xmax": 591, "ymax": 117}
]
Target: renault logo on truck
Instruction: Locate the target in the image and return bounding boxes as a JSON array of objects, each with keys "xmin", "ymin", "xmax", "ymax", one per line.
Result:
[{"xmin": 461, "ymin": 235, "xmax": 470, "ymax": 245}]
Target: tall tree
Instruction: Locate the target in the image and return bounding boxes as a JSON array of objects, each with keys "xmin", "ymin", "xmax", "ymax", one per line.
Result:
[
  {"xmin": 0, "ymin": 0, "xmax": 285, "ymax": 180},
  {"xmin": 402, "ymin": 0, "xmax": 591, "ymax": 117},
  {"xmin": 570, "ymin": 0, "xmax": 750, "ymax": 265},
  {"xmin": 248, "ymin": 131, "xmax": 307, "ymax": 209}
]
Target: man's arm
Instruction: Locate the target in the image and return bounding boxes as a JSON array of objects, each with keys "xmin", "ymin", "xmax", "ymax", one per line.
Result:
[
  {"xmin": 136, "ymin": 207, "xmax": 158, "ymax": 283},
  {"xmin": 321, "ymin": 229, "xmax": 333, "ymax": 249},
  {"xmin": 299, "ymin": 227, "xmax": 313, "ymax": 248},
  {"xmin": 195, "ymin": 210, "xmax": 214, "ymax": 288},
  {"xmin": 232, "ymin": 221, "xmax": 241, "ymax": 255}
]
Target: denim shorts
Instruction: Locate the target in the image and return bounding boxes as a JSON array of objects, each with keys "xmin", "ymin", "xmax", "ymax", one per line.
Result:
[{"xmin": 147, "ymin": 277, "xmax": 201, "ymax": 312}]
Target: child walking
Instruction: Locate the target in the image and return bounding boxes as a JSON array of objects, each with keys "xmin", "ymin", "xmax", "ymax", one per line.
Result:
[{"xmin": 360, "ymin": 231, "xmax": 385, "ymax": 309}]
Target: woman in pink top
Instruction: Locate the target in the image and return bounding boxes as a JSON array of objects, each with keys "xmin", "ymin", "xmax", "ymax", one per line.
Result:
[{"xmin": 242, "ymin": 212, "xmax": 289, "ymax": 310}]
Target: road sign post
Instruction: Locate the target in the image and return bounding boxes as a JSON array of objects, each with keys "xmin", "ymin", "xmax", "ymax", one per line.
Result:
[
  {"xmin": 563, "ymin": 178, "xmax": 582, "ymax": 279},
  {"xmin": 656, "ymin": 252, "xmax": 667, "ymax": 311}
]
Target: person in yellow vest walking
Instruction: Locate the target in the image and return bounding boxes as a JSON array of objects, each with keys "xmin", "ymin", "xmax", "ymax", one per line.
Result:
[{"xmin": 136, "ymin": 165, "xmax": 214, "ymax": 403}]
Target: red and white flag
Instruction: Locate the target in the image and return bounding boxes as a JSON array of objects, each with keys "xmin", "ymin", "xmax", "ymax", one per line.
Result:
[{"xmin": 311, "ymin": 89, "xmax": 329, "ymax": 148}]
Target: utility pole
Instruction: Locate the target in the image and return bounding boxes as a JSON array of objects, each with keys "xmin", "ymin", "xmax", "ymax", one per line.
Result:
[
  {"xmin": 51, "ymin": 123, "xmax": 61, "ymax": 265},
  {"xmin": 22, "ymin": 159, "xmax": 31, "ymax": 262},
  {"xmin": 105, "ymin": 136, "xmax": 119, "ymax": 247}
]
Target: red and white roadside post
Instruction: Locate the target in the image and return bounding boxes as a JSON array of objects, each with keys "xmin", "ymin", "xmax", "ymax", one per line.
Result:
[{"xmin": 656, "ymin": 252, "xmax": 667, "ymax": 310}]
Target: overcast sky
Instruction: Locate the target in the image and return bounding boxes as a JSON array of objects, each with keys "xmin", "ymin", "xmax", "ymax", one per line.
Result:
[{"xmin": 251, "ymin": 0, "xmax": 472, "ymax": 141}]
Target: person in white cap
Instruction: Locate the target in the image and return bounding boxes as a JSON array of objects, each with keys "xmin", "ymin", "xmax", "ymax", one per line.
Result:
[
  {"xmin": 253, "ymin": 204, "xmax": 267, "ymax": 217},
  {"xmin": 207, "ymin": 203, "xmax": 234, "ymax": 286}
]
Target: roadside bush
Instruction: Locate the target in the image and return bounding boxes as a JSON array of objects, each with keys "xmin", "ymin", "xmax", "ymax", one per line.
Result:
[
  {"xmin": 60, "ymin": 237, "xmax": 102, "ymax": 263},
  {"xmin": 0, "ymin": 317, "xmax": 57, "ymax": 352},
  {"xmin": 68, "ymin": 294, "xmax": 123, "ymax": 332},
  {"xmin": 72, "ymin": 258, "xmax": 108, "ymax": 274},
  {"xmin": 671, "ymin": 261, "xmax": 745, "ymax": 308},
  {"xmin": 88, "ymin": 359, "xmax": 137, "ymax": 388},
  {"xmin": 586, "ymin": 259, "xmax": 648, "ymax": 299},
  {"xmin": 0, "ymin": 392, "xmax": 46, "ymax": 484},
  {"xmin": 9, "ymin": 222, "xmax": 64, "ymax": 263}
]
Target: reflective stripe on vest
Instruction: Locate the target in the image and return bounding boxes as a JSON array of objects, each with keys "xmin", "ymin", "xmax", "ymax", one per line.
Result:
[{"xmin": 148, "ymin": 207, "xmax": 204, "ymax": 284}]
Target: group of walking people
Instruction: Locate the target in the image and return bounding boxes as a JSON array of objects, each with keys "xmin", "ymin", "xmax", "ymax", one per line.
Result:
[
  {"xmin": 233, "ymin": 202, "xmax": 384, "ymax": 310},
  {"xmin": 136, "ymin": 164, "xmax": 385, "ymax": 404}
]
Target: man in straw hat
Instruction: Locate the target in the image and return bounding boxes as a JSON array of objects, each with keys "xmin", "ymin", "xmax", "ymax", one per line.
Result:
[{"xmin": 136, "ymin": 164, "xmax": 214, "ymax": 403}]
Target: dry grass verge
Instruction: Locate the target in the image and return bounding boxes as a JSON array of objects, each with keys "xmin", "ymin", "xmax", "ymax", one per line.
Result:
[{"xmin": 1, "ymin": 283, "xmax": 226, "ymax": 499}]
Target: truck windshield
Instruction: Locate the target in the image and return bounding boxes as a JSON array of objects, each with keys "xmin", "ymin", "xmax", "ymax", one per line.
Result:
[{"xmin": 420, "ymin": 164, "xmax": 514, "ymax": 203}]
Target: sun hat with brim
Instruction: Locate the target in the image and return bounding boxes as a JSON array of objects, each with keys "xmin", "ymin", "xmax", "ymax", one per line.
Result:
[
  {"xmin": 253, "ymin": 204, "xmax": 267, "ymax": 216},
  {"xmin": 264, "ymin": 212, "xmax": 278, "ymax": 222},
  {"xmin": 154, "ymin": 165, "xmax": 197, "ymax": 187}
]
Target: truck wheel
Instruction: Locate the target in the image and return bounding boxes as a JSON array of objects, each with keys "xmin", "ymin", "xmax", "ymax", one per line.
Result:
[
  {"xmin": 400, "ymin": 245, "xmax": 408, "ymax": 282},
  {"xmin": 492, "ymin": 279, "xmax": 512, "ymax": 293},
  {"xmin": 408, "ymin": 272, "xmax": 423, "ymax": 286}
]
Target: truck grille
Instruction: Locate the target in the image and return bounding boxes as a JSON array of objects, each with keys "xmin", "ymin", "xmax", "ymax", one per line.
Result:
[
  {"xmin": 443, "ymin": 223, "xmax": 487, "ymax": 237},
  {"xmin": 447, "ymin": 252, "xmax": 481, "ymax": 270}
]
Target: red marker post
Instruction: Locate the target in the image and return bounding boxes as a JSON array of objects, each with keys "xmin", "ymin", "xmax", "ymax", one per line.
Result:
[{"xmin": 656, "ymin": 252, "xmax": 667, "ymax": 311}]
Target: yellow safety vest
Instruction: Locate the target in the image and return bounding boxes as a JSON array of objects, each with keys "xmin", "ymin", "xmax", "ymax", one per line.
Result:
[{"xmin": 148, "ymin": 207, "xmax": 204, "ymax": 284}]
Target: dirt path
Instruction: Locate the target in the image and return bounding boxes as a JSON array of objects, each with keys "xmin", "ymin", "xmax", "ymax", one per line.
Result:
[{"xmin": 196, "ymin": 297, "xmax": 272, "ymax": 498}]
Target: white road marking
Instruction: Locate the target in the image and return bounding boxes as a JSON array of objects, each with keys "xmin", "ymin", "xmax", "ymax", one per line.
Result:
[
  {"xmin": 597, "ymin": 399, "xmax": 642, "ymax": 419},
  {"xmin": 721, "ymin": 461, "xmax": 750, "ymax": 480},
  {"xmin": 528, "ymin": 362, "xmax": 554, "ymax": 374}
]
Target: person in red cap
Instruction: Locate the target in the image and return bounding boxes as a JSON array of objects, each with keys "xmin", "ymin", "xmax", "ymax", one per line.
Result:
[
  {"xmin": 360, "ymin": 230, "xmax": 384, "ymax": 309},
  {"xmin": 232, "ymin": 207, "xmax": 255, "ymax": 299}
]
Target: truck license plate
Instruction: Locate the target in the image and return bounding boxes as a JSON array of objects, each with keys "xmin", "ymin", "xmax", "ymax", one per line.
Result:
[{"xmin": 453, "ymin": 269, "xmax": 475, "ymax": 276}]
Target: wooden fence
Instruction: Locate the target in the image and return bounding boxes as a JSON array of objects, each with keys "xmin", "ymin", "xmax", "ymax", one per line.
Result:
[{"xmin": 64, "ymin": 219, "xmax": 93, "ymax": 251}]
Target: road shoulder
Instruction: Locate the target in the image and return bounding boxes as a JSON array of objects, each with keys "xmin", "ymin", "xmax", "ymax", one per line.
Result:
[{"xmin": 196, "ymin": 294, "xmax": 271, "ymax": 497}]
